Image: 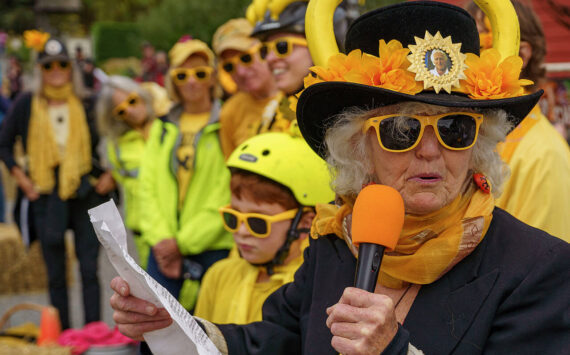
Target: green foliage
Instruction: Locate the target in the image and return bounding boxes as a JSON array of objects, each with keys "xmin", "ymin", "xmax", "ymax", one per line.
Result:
[
  {"xmin": 0, "ymin": 2, "xmax": 35, "ymax": 33},
  {"xmin": 136, "ymin": 0, "xmax": 251, "ymax": 52},
  {"xmin": 82, "ymin": 0, "xmax": 162, "ymax": 22},
  {"xmin": 362, "ymin": 0, "xmax": 405, "ymax": 12},
  {"xmin": 91, "ymin": 22, "xmax": 142, "ymax": 65}
]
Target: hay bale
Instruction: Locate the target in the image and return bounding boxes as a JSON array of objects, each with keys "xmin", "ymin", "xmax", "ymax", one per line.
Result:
[{"xmin": 0, "ymin": 224, "xmax": 47, "ymax": 294}]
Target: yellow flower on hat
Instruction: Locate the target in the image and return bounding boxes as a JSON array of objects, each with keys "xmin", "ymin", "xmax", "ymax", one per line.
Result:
[
  {"xmin": 24, "ymin": 30, "xmax": 50, "ymax": 52},
  {"xmin": 460, "ymin": 48, "xmax": 533, "ymax": 99},
  {"xmin": 304, "ymin": 40, "xmax": 422, "ymax": 95},
  {"xmin": 350, "ymin": 40, "xmax": 422, "ymax": 94}
]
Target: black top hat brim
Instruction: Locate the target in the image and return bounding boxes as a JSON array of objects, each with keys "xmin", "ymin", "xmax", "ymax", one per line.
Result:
[{"xmin": 297, "ymin": 82, "xmax": 543, "ymax": 157}]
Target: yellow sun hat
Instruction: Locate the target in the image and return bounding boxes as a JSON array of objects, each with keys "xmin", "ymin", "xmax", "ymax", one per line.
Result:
[
  {"xmin": 212, "ymin": 18, "xmax": 258, "ymax": 56},
  {"xmin": 168, "ymin": 35, "xmax": 214, "ymax": 68}
]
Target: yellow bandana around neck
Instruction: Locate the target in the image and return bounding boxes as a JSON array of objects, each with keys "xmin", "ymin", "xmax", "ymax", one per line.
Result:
[
  {"xmin": 27, "ymin": 94, "xmax": 92, "ymax": 200},
  {"xmin": 311, "ymin": 185, "xmax": 494, "ymax": 289},
  {"xmin": 42, "ymin": 83, "xmax": 73, "ymax": 101}
]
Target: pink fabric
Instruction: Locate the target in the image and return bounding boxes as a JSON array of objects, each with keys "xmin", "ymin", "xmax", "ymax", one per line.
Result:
[{"xmin": 58, "ymin": 321, "xmax": 137, "ymax": 355}]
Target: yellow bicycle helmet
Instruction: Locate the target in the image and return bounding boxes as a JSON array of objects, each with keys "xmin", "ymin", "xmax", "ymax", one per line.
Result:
[{"xmin": 226, "ymin": 132, "xmax": 334, "ymax": 206}]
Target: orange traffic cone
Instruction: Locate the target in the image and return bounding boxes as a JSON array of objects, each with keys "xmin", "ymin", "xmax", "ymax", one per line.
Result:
[{"xmin": 37, "ymin": 306, "xmax": 61, "ymax": 346}]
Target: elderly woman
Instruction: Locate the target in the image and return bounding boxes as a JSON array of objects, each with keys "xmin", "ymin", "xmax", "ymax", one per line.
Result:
[
  {"xmin": 0, "ymin": 36, "xmax": 113, "ymax": 330},
  {"xmin": 96, "ymin": 76, "xmax": 157, "ymax": 268},
  {"xmin": 108, "ymin": 2, "xmax": 569, "ymax": 354}
]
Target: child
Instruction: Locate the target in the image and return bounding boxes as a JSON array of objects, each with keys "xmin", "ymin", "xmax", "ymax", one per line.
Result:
[{"xmin": 194, "ymin": 131, "xmax": 334, "ymax": 324}]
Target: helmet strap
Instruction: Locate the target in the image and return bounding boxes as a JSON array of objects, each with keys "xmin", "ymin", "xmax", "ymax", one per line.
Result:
[{"xmin": 251, "ymin": 207, "xmax": 309, "ymax": 276}]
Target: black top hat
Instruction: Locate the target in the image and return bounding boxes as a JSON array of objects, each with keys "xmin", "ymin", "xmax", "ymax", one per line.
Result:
[
  {"xmin": 297, "ymin": 1, "xmax": 542, "ymax": 157},
  {"xmin": 38, "ymin": 38, "xmax": 70, "ymax": 64}
]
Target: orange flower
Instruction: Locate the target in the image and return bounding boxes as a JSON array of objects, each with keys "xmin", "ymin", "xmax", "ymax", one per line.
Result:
[
  {"xmin": 24, "ymin": 30, "xmax": 50, "ymax": 52},
  {"xmin": 303, "ymin": 40, "xmax": 422, "ymax": 95},
  {"xmin": 459, "ymin": 48, "xmax": 533, "ymax": 99},
  {"xmin": 479, "ymin": 32, "xmax": 493, "ymax": 50}
]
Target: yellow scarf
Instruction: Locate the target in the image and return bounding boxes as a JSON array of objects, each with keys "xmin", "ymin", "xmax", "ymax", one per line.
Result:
[
  {"xmin": 311, "ymin": 185, "xmax": 494, "ymax": 289},
  {"xmin": 27, "ymin": 85, "xmax": 92, "ymax": 200},
  {"xmin": 497, "ymin": 105, "xmax": 541, "ymax": 163}
]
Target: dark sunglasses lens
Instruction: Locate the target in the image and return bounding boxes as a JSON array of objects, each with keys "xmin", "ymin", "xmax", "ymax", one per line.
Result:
[
  {"xmin": 43, "ymin": 63, "xmax": 52, "ymax": 70},
  {"xmin": 379, "ymin": 116, "xmax": 421, "ymax": 150},
  {"xmin": 222, "ymin": 212, "xmax": 238, "ymax": 229},
  {"xmin": 437, "ymin": 115, "xmax": 477, "ymax": 148},
  {"xmin": 128, "ymin": 97, "xmax": 137, "ymax": 105},
  {"xmin": 240, "ymin": 54, "xmax": 252, "ymax": 64},
  {"xmin": 117, "ymin": 109, "xmax": 126, "ymax": 117},
  {"xmin": 176, "ymin": 73, "xmax": 187, "ymax": 81},
  {"xmin": 195, "ymin": 70, "xmax": 207, "ymax": 79},
  {"xmin": 259, "ymin": 45, "xmax": 268, "ymax": 59},
  {"xmin": 275, "ymin": 41, "xmax": 289, "ymax": 55},
  {"xmin": 223, "ymin": 63, "xmax": 234, "ymax": 73},
  {"xmin": 247, "ymin": 217, "xmax": 268, "ymax": 235},
  {"xmin": 59, "ymin": 61, "xmax": 69, "ymax": 68}
]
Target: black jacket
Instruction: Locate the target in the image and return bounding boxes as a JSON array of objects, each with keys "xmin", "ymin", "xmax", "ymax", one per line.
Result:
[{"xmin": 218, "ymin": 208, "xmax": 570, "ymax": 354}]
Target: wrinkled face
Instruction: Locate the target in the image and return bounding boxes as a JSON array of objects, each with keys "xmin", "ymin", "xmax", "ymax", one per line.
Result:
[
  {"xmin": 264, "ymin": 33, "xmax": 312, "ymax": 95},
  {"xmin": 433, "ymin": 52, "xmax": 447, "ymax": 72},
  {"xmin": 221, "ymin": 47, "xmax": 275, "ymax": 97},
  {"xmin": 366, "ymin": 105, "xmax": 474, "ymax": 215},
  {"xmin": 111, "ymin": 89, "xmax": 148, "ymax": 128},
  {"xmin": 174, "ymin": 55, "xmax": 214, "ymax": 104},
  {"xmin": 230, "ymin": 194, "xmax": 298, "ymax": 265},
  {"xmin": 41, "ymin": 60, "xmax": 72, "ymax": 88}
]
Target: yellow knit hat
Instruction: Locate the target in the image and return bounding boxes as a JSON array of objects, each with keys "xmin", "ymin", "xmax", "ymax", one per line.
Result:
[
  {"xmin": 168, "ymin": 36, "xmax": 214, "ymax": 68},
  {"xmin": 212, "ymin": 18, "xmax": 257, "ymax": 56}
]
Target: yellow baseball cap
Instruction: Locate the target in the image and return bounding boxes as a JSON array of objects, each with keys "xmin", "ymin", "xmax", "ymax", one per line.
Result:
[
  {"xmin": 212, "ymin": 18, "xmax": 258, "ymax": 56},
  {"xmin": 169, "ymin": 36, "xmax": 214, "ymax": 68}
]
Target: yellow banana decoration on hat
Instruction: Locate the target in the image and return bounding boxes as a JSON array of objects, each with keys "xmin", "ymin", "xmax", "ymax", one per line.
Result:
[
  {"xmin": 473, "ymin": 0, "xmax": 520, "ymax": 59},
  {"xmin": 246, "ymin": 4, "xmax": 257, "ymax": 24},
  {"xmin": 306, "ymin": 0, "xmax": 342, "ymax": 67},
  {"xmin": 305, "ymin": 0, "xmax": 520, "ymax": 67}
]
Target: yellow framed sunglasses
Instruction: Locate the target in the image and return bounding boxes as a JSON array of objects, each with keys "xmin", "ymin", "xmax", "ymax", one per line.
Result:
[
  {"xmin": 221, "ymin": 45, "xmax": 261, "ymax": 74},
  {"xmin": 112, "ymin": 92, "xmax": 140, "ymax": 119},
  {"xmin": 259, "ymin": 37, "xmax": 308, "ymax": 59},
  {"xmin": 363, "ymin": 112, "xmax": 484, "ymax": 152},
  {"xmin": 170, "ymin": 66, "xmax": 213, "ymax": 86},
  {"xmin": 41, "ymin": 60, "xmax": 70, "ymax": 72},
  {"xmin": 219, "ymin": 205, "xmax": 309, "ymax": 238}
]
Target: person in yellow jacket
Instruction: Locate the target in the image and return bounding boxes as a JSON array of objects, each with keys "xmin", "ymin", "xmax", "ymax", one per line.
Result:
[
  {"xmin": 213, "ymin": 18, "xmax": 280, "ymax": 159},
  {"xmin": 466, "ymin": 1, "xmax": 570, "ymax": 241},
  {"xmin": 96, "ymin": 75, "xmax": 160, "ymax": 268},
  {"xmin": 194, "ymin": 131, "xmax": 334, "ymax": 324},
  {"xmin": 139, "ymin": 37, "xmax": 234, "ymax": 311}
]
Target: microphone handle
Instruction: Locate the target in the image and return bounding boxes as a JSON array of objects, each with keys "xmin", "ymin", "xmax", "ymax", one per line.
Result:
[{"xmin": 354, "ymin": 243, "xmax": 385, "ymax": 292}]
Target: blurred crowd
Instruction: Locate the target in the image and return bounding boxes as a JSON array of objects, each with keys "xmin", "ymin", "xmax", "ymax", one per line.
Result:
[{"xmin": 0, "ymin": 0, "xmax": 568, "ymax": 353}]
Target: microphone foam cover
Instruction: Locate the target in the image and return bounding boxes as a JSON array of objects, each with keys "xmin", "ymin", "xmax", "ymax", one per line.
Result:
[{"xmin": 351, "ymin": 184, "xmax": 405, "ymax": 251}]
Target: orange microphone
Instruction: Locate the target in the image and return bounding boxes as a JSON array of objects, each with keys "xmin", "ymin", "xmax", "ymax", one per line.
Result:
[{"xmin": 352, "ymin": 184, "xmax": 405, "ymax": 292}]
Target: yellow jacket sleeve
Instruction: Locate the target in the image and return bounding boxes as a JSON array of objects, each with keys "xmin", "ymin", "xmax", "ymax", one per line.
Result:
[{"xmin": 497, "ymin": 115, "xmax": 570, "ymax": 242}]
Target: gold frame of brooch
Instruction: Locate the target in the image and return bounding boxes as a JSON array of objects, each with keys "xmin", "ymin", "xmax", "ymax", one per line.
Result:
[{"xmin": 407, "ymin": 31, "xmax": 467, "ymax": 94}]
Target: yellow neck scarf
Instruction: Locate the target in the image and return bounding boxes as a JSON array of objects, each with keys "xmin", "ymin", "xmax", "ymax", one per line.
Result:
[
  {"xmin": 42, "ymin": 83, "xmax": 74, "ymax": 101},
  {"xmin": 311, "ymin": 185, "xmax": 494, "ymax": 289},
  {"xmin": 27, "ymin": 92, "xmax": 92, "ymax": 200}
]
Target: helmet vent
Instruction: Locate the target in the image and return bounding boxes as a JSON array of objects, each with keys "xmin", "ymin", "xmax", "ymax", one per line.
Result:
[
  {"xmin": 241, "ymin": 144, "xmax": 249, "ymax": 151},
  {"xmin": 262, "ymin": 149, "xmax": 270, "ymax": 156}
]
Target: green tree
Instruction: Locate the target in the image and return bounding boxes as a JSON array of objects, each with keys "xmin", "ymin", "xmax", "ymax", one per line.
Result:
[
  {"xmin": 0, "ymin": 0, "xmax": 35, "ymax": 33},
  {"xmin": 136, "ymin": 0, "xmax": 251, "ymax": 51}
]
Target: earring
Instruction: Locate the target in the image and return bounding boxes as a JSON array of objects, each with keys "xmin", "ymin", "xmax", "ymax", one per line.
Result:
[{"xmin": 473, "ymin": 173, "xmax": 491, "ymax": 194}]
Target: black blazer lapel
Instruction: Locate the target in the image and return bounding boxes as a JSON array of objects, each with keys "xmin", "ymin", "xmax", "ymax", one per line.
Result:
[{"xmin": 404, "ymin": 238, "xmax": 499, "ymax": 354}]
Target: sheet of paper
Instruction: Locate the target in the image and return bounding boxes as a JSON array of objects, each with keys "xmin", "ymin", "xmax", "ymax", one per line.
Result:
[{"xmin": 88, "ymin": 200, "xmax": 221, "ymax": 355}]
